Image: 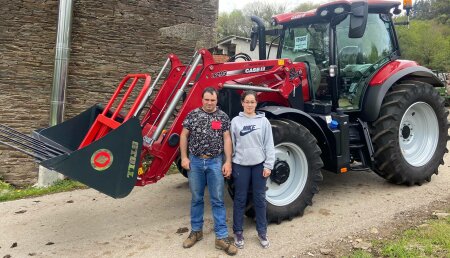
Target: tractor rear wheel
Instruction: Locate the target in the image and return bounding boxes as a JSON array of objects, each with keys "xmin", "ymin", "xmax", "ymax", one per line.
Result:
[{"xmin": 370, "ymin": 81, "xmax": 449, "ymax": 185}]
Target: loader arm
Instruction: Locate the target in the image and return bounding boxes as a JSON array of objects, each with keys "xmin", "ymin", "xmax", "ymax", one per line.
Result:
[{"xmin": 138, "ymin": 49, "xmax": 309, "ymax": 187}]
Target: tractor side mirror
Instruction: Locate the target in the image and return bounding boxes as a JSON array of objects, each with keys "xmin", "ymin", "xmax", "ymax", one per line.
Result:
[{"xmin": 349, "ymin": 0, "xmax": 368, "ymax": 38}]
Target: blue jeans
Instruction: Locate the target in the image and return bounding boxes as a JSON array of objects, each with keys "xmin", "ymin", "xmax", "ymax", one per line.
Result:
[
  {"xmin": 232, "ymin": 162, "xmax": 267, "ymax": 236},
  {"xmin": 188, "ymin": 155, "xmax": 228, "ymax": 239}
]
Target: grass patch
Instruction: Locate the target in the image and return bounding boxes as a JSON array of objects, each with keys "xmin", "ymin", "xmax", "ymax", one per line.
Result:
[
  {"xmin": 381, "ymin": 216, "xmax": 450, "ymax": 258},
  {"xmin": 166, "ymin": 163, "xmax": 181, "ymax": 175},
  {"xmin": 344, "ymin": 209, "xmax": 450, "ymax": 258},
  {"xmin": 0, "ymin": 179, "xmax": 87, "ymax": 202}
]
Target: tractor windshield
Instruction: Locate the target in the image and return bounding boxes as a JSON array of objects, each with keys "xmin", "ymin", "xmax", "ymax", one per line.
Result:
[
  {"xmin": 280, "ymin": 23, "xmax": 330, "ymax": 99},
  {"xmin": 336, "ymin": 14, "xmax": 396, "ymax": 110}
]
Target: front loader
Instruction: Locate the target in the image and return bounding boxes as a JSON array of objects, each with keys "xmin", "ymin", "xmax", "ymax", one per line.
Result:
[{"xmin": 1, "ymin": 0, "xmax": 448, "ymax": 223}]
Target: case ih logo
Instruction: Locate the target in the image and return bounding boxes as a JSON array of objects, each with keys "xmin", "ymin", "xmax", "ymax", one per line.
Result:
[
  {"xmin": 91, "ymin": 149, "xmax": 113, "ymax": 171},
  {"xmin": 245, "ymin": 67, "xmax": 266, "ymax": 73},
  {"xmin": 244, "ymin": 66, "xmax": 273, "ymax": 74}
]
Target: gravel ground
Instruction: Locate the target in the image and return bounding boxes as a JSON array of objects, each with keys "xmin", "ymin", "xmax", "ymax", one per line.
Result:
[{"xmin": 0, "ymin": 148, "xmax": 449, "ymax": 258}]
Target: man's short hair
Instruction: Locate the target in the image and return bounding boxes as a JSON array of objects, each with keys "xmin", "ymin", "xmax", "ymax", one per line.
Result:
[{"xmin": 202, "ymin": 87, "xmax": 218, "ymax": 98}]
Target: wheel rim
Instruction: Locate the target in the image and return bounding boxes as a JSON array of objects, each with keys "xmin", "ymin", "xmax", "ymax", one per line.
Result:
[
  {"xmin": 399, "ymin": 102, "xmax": 439, "ymax": 167},
  {"xmin": 266, "ymin": 142, "xmax": 308, "ymax": 207}
]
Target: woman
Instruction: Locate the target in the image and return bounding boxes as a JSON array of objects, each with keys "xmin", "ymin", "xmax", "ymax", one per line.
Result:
[{"xmin": 230, "ymin": 90, "xmax": 275, "ymax": 249}]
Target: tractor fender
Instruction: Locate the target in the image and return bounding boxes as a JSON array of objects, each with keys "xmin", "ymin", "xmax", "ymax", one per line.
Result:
[
  {"xmin": 258, "ymin": 106, "xmax": 332, "ymax": 163},
  {"xmin": 361, "ymin": 64, "xmax": 444, "ymax": 122}
]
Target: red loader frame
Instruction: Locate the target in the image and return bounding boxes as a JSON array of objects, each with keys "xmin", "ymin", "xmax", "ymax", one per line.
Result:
[{"xmin": 136, "ymin": 49, "xmax": 308, "ymax": 187}]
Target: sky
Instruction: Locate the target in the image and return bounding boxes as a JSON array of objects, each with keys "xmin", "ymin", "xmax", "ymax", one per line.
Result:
[{"xmin": 218, "ymin": 0, "xmax": 316, "ymax": 13}]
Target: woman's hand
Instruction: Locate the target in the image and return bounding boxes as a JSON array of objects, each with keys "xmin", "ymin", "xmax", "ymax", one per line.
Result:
[
  {"xmin": 222, "ymin": 161, "xmax": 232, "ymax": 179},
  {"xmin": 263, "ymin": 168, "xmax": 271, "ymax": 178}
]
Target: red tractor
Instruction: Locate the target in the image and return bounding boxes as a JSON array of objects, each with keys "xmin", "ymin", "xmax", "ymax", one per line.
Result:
[{"xmin": 1, "ymin": 0, "xmax": 447, "ymax": 223}]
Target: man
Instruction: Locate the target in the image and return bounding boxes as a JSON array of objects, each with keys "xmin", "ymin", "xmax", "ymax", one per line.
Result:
[{"xmin": 180, "ymin": 87, "xmax": 237, "ymax": 256}]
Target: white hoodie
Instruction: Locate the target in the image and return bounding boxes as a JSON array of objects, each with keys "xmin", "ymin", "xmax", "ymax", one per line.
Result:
[{"xmin": 231, "ymin": 111, "xmax": 275, "ymax": 169}]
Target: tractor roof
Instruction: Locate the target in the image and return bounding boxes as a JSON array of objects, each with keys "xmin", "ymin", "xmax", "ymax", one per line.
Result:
[{"xmin": 273, "ymin": 0, "xmax": 401, "ymax": 25}]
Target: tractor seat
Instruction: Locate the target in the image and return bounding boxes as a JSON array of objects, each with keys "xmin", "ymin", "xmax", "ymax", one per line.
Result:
[{"xmin": 294, "ymin": 54, "xmax": 321, "ymax": 94}]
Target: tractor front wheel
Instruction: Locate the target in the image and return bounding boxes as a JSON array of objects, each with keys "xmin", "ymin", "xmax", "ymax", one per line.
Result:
[
  {"xmin": 226, "ymin": 118, "xmax": 323, "ymax": 223},
  {"xmin": 266, "ymin": 119, "xmax": 323, "ymax": 223},
  {"xmin": 370, "ymin": 81, "xmax": 449, "ymax": 185}
]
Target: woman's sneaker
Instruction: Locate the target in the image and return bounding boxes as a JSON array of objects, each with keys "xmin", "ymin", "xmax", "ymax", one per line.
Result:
[
  {"xmin": 234, "ymin": 232, "xmax": 245, "ymax": 249},
  {"xmin": 258, "ymin": 233, "xmax": 270, "ymax": 249}
]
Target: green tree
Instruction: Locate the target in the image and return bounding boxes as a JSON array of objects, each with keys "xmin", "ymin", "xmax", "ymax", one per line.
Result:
[
  {"xmin": 430, "ymin": 0, "xmax": 450, "ymax": 25},
  {"xmin": 216, "ymin": 1, "xmax": 325, "ymax": 40},
  {"xmin": 368, "ymin": 44, "xmax": 379, "ymax": 63},
  {"xmin": 413, "ymin": 0, "xmax": 450, "ymax": 24},
  {"xmin": 396, "ymin": 20, "xmax": 450, "ymax": 71},
  {"xmin": 412, "ymin": 0, "xmax": 433, "ymax": 20},
  {"xmin": 217, "ymin": 1, "xmax": 286, "ymax": 39},
  {"xmin": 217, "ymin": 10, "xmax": 248, "ymax": 38},
  {"xmin": 242, "ymin": 1, "xmax": 287, "ymax": 28},
  {"xmin": 293, "ymin": 2, "xmax": 322, "ymax": 12}
]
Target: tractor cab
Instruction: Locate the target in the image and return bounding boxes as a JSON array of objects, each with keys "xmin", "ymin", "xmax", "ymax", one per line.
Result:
[{"xmin": 252, "ymin": 0, "xmax": 402, "ymax": 112}]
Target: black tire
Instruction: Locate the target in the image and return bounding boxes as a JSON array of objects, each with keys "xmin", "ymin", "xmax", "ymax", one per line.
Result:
[
  {"xmin": 370, "ymin": 81, "xmax": 449, "ymax": 185},
  {"xmin": 265, "ymin": 119, "xmax": 323, "ymax": 223},
  {"xmin": 175, "ymin": 156, "xmax": 188, "ymax": 178}
]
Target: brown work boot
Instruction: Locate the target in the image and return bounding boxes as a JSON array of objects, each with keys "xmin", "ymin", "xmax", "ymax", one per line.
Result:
[
  {"xmin": 182, "ymin": 231, "xmax": 203, "ymax": 248},
  {"xmin": 215, "ymin": 237, "xmax": 238, "ymax": 256}
]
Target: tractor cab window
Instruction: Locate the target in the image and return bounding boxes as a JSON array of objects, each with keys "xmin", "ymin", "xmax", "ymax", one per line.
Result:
[
  {"xmin": 336, "ymin": 14, "xmax": 395, "ymax": 110},
  {"xmin": 281, "ymin": 24, "xmax": 330, "ymax": 99}
]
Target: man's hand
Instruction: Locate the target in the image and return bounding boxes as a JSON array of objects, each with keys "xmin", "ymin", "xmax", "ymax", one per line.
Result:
[
  {"xmin": 180, "ymin": 128, "xmax": 190, "ymax": 171},
  {"xmin": 222, "ymin": 161, "xmax": 232, "ymax": 178},
  {"xmin": 181, "ymin": 157, "xmax": 190, "ymax": 171},
  {"xmin": 263, "ymin": 168, "xmax": 271, "ymax": 178}
]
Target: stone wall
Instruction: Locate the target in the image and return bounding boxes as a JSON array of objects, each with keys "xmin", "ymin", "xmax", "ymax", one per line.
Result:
[{"xmin": 0, "ymin": 0, "xmax": 218, "ymax": 186}]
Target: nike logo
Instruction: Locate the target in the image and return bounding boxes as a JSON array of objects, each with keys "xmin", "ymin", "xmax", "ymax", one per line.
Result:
[{"xmin": 239, "ymin": 125, "xmax": 259, "ymax": 136}]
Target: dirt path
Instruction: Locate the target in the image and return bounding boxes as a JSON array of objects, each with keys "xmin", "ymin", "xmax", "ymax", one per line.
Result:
[{"xmin": 1, "ymin": 152, "xmax": 449, "ymax": 258}]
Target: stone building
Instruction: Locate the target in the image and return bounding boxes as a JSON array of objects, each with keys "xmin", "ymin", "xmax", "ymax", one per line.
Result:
[{"xmin": 0, "ymin": 0, "xmax": 218, "ymax": 186}]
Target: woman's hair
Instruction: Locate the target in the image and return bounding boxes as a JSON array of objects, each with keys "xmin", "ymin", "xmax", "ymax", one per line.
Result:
[{"xmin": 241, "ymin": 90, "xmax": 258, "ymax": 102}]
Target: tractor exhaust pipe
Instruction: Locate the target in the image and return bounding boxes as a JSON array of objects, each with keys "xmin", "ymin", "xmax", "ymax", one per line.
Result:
[{"xmin": 251, "ymin": 16, "xmax": 267, "ymax": 60}]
